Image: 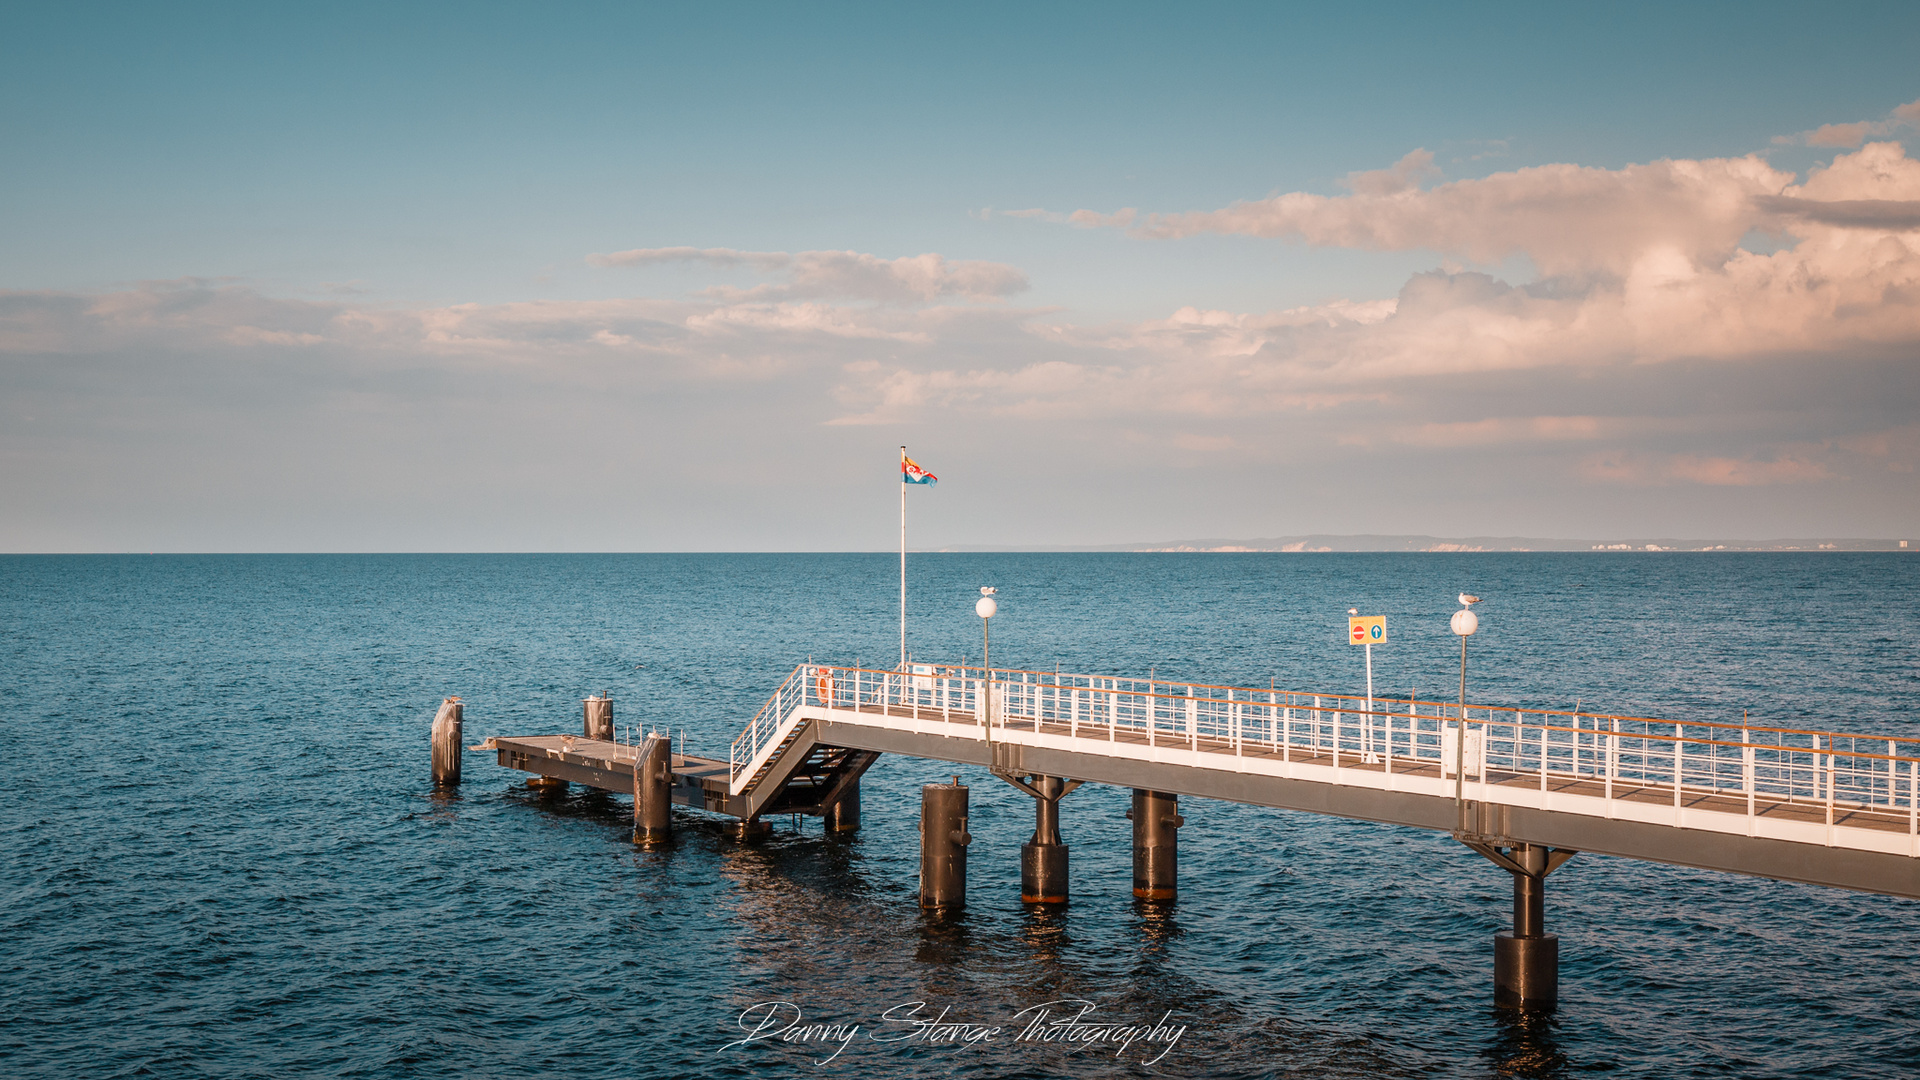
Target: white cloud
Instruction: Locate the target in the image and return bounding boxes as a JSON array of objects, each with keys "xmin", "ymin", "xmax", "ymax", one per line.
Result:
[
  {"xmin": 1127, "ymin": 154, "xmax": 1797, "ymax": 277},
  {"xmin": 1774, "ymin": 98, "xmax": 1920, "ymax": 149},
  {"xmin": 585, "ymin": 246, "xmax": 1028, "ymax": 305}
]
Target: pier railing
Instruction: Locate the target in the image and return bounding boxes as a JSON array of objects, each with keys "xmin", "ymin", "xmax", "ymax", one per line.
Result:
[{"xmin": 729, "ymin": 664, "xmax": 1920, "ymax": 837}]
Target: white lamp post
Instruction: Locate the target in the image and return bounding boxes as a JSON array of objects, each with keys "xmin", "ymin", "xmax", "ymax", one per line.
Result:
[
  {"xmin": 1350, "ymin": 606, "xmax": 1376, "ymax": 762},
  {"xmin": 977, "ymin": 587, "xmax": 997, "ymax": 740},
  {"xmin": 1451, "ymin": 594, "xmax": 1481, "ymax": 819}
]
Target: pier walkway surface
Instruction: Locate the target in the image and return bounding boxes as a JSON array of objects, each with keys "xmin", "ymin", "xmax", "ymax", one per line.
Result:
[{"xmin": 483, "ymin": 663, "xmax": 1920, "ymax": 899}]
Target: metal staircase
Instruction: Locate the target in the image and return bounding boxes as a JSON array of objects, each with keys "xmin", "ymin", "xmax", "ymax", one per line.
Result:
[{"xmin": 754, "ymin": 743, "xmax": 880, "ymax": 816}]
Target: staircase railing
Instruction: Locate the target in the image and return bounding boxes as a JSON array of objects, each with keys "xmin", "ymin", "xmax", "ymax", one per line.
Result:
[{"xmin": 729, "ymin": 665, "xmax": 810, "ymax": 794}]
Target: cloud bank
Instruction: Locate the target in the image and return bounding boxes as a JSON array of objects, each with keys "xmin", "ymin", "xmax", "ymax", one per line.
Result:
[
  {"xmin": 5, "ymin": 121, "xmax": 1920, "ymax": 548},
  {"xmin": 585, "ymin": 246, "xmax": 1029, "ymax": 305}
]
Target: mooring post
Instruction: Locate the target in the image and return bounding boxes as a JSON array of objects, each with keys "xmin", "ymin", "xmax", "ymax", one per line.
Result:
[
  {"xmin": 632, "ymin": 732, "xmax": 671, "ymax": 846},
  {"xmin": 1020, "ymin": 775, "xmax": 1071, "ymax": 904},
  {"xmin": 430, "ymin": 696, "xmax": 463, "ymax": 787},
  {"xmin": 1493, "ymin": 843, "xmax": 1561, "ymax": 1010},
  {"xmin": 1129, "ymin": 789, "xmax": 1182, "ymax": 901},
  {"xmin": 584, "ymin": 694, "xmax": 613, "ymax": 741},
  {"xmin": 825, "ymin": 777, "xmax": 862, "ymax": 833},
  {"xmin": 919, "ymin": 778, "xmax": 971, "ymax": 909}
]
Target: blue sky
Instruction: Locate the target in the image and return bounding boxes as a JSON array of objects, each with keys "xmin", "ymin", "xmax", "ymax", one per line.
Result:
[{"xmin": 4, "ymin": 2, "xmax": 1919, "ymax": 550}]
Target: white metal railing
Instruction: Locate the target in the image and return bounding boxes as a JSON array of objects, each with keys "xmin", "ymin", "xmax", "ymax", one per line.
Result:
[{"xmin": 729, "ymin": 664, "xmax": 1920, "ymax": 844}]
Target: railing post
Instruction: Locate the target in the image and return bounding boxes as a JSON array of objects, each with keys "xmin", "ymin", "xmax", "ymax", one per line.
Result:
[
  {"xmin": 1889, "ymin": 739, "xmax": 1898, "ymax": 811},
  {"xmin": 1826, "ymin": 736, "xmax": 1836, "ymax": 835},
  {"xmin": 1331, "ymin": 701, "xmax": 1340, "ymax": 770},
  {"xmin": 1540, "ymin": 714, "xmax": 1548, "ymax": 794},
  {"xmin": 1606, "ymin": 717, "xmax": 1616, "ymax": 813},
  {"xmin": 1745, "ymin": 744, "xmax": 1756, "ymax": 830},
  {"xmin": 1313, "ymin": 696, "xmax": 1322, "ymax": 761},
  {"xmin": 1147, "ymin": 682, "xmax": 1155, "ymax": 748},
  {"xmin": 1674, "ymin": 725, "xmax": 1683, "ymax": 814}
]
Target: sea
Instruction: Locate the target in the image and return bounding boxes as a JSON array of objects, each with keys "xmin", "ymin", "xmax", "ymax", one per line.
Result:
[{"xmin": 2, "ymin": 552, "xmax": 1917, "ymax": 1079}]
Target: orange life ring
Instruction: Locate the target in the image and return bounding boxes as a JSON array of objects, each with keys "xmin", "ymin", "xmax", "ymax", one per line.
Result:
[{"xmin": 815, "ymin": 668, "xmax": 834, "ymax": 704}]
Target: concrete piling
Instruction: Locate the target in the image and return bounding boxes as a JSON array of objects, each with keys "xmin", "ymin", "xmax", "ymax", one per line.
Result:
[
  {"xmin": 584, "ymin": 695, "xmax": 613, "ymax": 741},
  {"xmin": 1129, "ymin": 789, "xmax": 1182, "ymax": 901},
  {"xmin": 430, "ymin": 697, "xmax": 463, "ymax": 787},
  {"xmin": 1020, "ymin": 775, "xmax": 1070, "ymax": 904},
  {"xmin": 825, "ymin": 778, "xmax": 861, "ymax": 833},
  {"xmin": 632, "ymin": 733, "xmax": 671, "ymax": 846},
  {"xmin": 1494, "ymin": 843, "xmax": 1559, "ymax": 1010},
  {"xmin": 919, "ymin": 779, "xmax": 971, "ymax": 909}
]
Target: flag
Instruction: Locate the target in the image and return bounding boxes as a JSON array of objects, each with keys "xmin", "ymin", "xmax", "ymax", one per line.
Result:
[{"xmin": 901, "ymin": 455, "xmax": 937, "ymax": 485}]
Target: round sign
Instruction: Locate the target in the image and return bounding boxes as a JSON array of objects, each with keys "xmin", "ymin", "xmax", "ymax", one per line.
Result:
[
  {"xmin": 1351, "ymin": 624, "xmax": 1366, "ymax": 642},
  {"xmin": 1369, "ymin": 623, "xmax": 1384, "ymax": 640}
]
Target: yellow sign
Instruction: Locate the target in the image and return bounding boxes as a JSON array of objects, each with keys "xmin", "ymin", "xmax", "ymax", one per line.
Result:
[{"xmin": 1348, "ymin": 616, "xmax": 1386, "ymax": 644}]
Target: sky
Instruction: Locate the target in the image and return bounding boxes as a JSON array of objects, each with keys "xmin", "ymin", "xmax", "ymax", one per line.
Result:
[{"xmin": 3, "ymin": 1, "xmax": 1919, "ymax": 551}]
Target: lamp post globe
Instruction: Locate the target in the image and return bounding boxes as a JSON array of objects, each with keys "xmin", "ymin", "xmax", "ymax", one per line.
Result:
[
  {"xmin": 1451, "ymin": 608, "xmax": 1478, "ymax": 636},
  {"xmin": 976, "ymin": 596, "xmax": 997, "ymax": 619}
]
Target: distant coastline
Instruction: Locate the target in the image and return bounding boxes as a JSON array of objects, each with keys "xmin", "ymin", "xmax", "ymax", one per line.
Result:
[{"xmin": 934, "ymin": 535, "xmax": 1916, "ymax": 553}]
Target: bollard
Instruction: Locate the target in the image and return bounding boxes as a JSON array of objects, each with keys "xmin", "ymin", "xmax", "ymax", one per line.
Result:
[
  {"xmin": 1494, "ymin": 844, "xmax": 1559, "ymax": 1010},
  {"xmin": 632, "ymin": 733, "xmax": 671, "ymax": 846},
  {"xmin": 825, "ymin": 778, "xmax": 861, "ymax": 833},
  {"xmin": 1129, "ymin": 789, "xmax": 1182, "ymax": 901},
  {"xmin": 431, "ymin": 697, "xmax": 463, "ymax": 787},
  {"xmin": 919, "ymin": 779, "xmax": 971, "ymax": 909},
  {"xmin": 584, "ymin": 695, "xmax": 613, "ymax": 741},
  {"xmin": 1020, "ymin": 775, "xmax": 1070, "ymax": 904}
]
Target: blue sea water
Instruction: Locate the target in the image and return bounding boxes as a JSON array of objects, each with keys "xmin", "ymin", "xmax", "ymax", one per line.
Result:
[{"xmin": 2, "ymin": 552, "xmax": 1917, "ymax": 1079}]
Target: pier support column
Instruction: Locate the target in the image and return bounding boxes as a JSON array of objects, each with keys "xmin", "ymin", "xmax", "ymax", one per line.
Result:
[
  {"xmin": 998, "ymin": 774, "xmax": 1081, "ymax": 905},
  {"xmin": 584, "ymin": 695, "xmax": 613, "ymax": 741},
  {"xmin": 919, "ymin": 779, "xmax": 970, "ymax": 909},
  {"xmin": 825, "ymin": 778, "xmax": 861, "ymax": 833},
  {"xmin": 632, "ymin": 733, "xmax": 671, "ymax": 846},
  {"xmin": 1463, "ymin": 839, "xmax": 1575, "ymax": 1011},
  {"xmin": 1129, "ymin": 790, "xmax": 1182, "ymax": 901},
  {"xmin": 430, "ymin": 696, "xmax": 463, "ymax": 787}
]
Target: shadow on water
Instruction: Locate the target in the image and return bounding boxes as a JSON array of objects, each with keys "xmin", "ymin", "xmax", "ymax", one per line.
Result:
[{"xmin": 1484, "ymin": 1007, "xmax": 1568, "ymax": 1079}]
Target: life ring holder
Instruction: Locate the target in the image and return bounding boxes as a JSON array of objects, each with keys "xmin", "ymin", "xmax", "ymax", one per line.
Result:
[{"xmin": 815, "ymin": 667, "xmax": 835, "ymax": 706}]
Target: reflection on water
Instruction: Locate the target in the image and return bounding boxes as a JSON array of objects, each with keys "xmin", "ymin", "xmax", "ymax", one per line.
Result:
[
  {"xmin": 1486, "ymin": 1007, "xmax": 1568, "ymax": 1078},
  {"xmin": 1133, "ymin": 897, "xmax": 1182, "ymax": 952},
  {"xmin": 914, "ymin": 907, "xmax": 976, "ymax": 966}
]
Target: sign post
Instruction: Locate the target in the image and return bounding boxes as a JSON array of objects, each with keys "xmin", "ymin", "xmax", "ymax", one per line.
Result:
[{"xmin": 1348, "ymin": 615, "xmax": 1386, "ymax": 762}]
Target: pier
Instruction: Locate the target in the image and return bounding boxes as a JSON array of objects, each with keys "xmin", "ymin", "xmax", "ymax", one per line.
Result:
[{"xmin": 461, "ymin": 663, "xmax": 1920, "ymax": 1011}]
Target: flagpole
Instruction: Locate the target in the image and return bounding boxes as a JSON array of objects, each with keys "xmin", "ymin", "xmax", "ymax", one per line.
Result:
[{"xmin": 900, "ymin": 445, "xmax": 907, "ymax": 670}]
